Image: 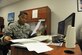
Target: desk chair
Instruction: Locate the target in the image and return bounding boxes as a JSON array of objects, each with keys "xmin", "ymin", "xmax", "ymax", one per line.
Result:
[
  {"xmin": 0, "ymin": 22, "xmax": 13, "ymax": 55},
  {"xmin": 77, "ymin": 39, "xmax": 82, "ymax": 51}
]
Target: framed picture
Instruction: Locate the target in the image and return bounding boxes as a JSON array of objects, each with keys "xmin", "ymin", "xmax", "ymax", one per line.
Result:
[
  {"xmin": 77, "ymin": 0, "xmax": 82, "ymax": 12},
  {"xmin": 8, "ymin": 12, "xmax": 15, "ymax": 22}
]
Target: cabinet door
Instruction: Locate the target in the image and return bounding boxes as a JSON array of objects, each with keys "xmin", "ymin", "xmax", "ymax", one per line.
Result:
[{"xmin": 23, "ymin": 6, "xmax": 51, "ymax": 34}]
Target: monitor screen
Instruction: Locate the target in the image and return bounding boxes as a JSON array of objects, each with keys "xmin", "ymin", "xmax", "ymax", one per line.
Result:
[
  {"xmin": 58, "ymin": 20, "xmax": 65, "ymax": 35},
  {"xmin": 58, "ymin": 13, "xmax": 75, "ymax": 36}
]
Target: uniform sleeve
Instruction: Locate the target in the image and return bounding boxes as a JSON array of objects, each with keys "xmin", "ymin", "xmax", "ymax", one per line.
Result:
[
  {"xmin": 4, "ymin": 24, "xmax": 14, "ymax": 37},
  {"xmin": 25, "ymin": 23, "xmax": 32, "ymax": 32}
]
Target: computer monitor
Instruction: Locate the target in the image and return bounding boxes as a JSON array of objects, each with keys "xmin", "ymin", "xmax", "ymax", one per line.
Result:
[
  {"xmin": 58, "ymin": 20, "xmax": 65, "ymax": 35},
  {"xmin": 64, "ymin": 13, "xmax": 75, "ymax": 36},
  {"xmin": 58, "ymin": 13, "xmax": 75, "ymax": 36}
]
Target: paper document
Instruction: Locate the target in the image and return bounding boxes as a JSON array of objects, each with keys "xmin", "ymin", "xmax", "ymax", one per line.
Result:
[
  {"xmin": 11, "ymin": 44, "xmax": 26, "ymax": 47},
  {"xmin": 32, "ymin": 9, "xmax": 38, "ymax": 18},
  {"xmin": 31, "ymin": 35, "xmax": 51, "ymax": 41},
  {"xmin": 23, "ymin": 42, "xmax": 53, "ymax": 53},
  {"xmin": 54, "ymin": 43, "xmax": 63, "ymax": 46},
  {"xmin": 11, "ymin": 41, "xmax": 53, "ymax": 53},
  {"xmin": 31, "ymin": 19, "xmax": 45, "ymax": 36},
  {"xmin": 10, "ymin": 35, "xmax": 51, "ymax": 43},
  {"xmin": 31, "ymin": 21, "xmax": 41, "ymax": 36},
  {"xmin": 10, "ymin": 39, "xmax": 38, "ymax": 43}
]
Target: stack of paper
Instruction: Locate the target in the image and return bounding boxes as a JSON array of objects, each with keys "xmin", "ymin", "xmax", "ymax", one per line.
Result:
[
  {"xmin": 23, "ymin": 42, "xmax": 53, "ymax": 53},
  {"xmin": 11, "ymin": 39, "xmax": 53, "ymax": 53}
]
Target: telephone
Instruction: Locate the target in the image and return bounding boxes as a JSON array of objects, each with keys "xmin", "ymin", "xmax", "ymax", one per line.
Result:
[{"xmin": 52, "ymin": 35, "xmax": 64, "ymax": 43}]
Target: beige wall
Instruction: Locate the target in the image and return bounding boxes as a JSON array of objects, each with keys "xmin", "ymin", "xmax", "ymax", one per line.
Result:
[{"xmin": 0, "ymin": 0, "xmax": 82, "ymax": 39}]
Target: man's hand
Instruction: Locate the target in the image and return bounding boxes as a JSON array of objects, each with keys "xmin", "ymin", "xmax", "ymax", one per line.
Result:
[{"xmin": 4, "ymin": 36, "xmax": 12, "ymax": 42}]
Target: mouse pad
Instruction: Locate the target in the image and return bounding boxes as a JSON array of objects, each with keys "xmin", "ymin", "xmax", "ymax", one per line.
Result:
[{"xmin": 64, "ymin": 50, "xmax": 74, "ymax": 54}]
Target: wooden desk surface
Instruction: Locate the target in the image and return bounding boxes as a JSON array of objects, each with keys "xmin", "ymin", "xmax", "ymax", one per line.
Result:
[
  {"xmin": 0, "ymin": 32, "xmax": 3, "ymax": 37},
  {"xmin": 11, "ymin": 44, "xmax": 82, "ymax": 55},
  {"xmin": 0, "ymin": 32, "xmax": 3, "ymax": 35}
]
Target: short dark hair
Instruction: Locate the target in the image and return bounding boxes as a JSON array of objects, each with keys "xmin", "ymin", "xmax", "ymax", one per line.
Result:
[{"xmin": 18, "ymin": 11, "xmax": 28, "ymax": 17}]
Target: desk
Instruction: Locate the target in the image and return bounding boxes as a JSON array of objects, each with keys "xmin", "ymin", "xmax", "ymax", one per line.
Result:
[
  {"xmin": 11, "ymin": 44, "xmax": 82, "ymax": 55},
  {"xmin": 0, "ymin": 32, "xmax": 3, "ymax": 38}
]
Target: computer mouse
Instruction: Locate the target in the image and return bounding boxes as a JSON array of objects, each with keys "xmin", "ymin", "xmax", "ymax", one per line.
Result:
[{"xmin": 64, "ymin": 50, "xmax": 74, "ymax": 54}]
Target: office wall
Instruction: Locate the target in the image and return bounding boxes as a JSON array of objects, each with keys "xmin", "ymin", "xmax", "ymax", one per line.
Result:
[{"xmin": 0, "ymin": 0, "xmax": 81, "ymax": 38}]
